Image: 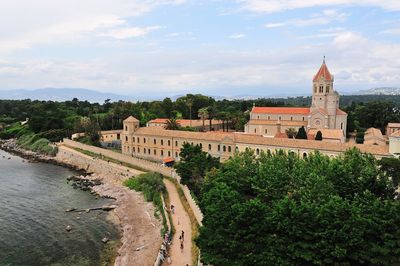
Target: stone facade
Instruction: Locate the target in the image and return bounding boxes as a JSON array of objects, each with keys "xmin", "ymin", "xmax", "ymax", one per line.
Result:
[{"xmin": 244, "ymin": 60, "xmax": 347, "ymax": 141}]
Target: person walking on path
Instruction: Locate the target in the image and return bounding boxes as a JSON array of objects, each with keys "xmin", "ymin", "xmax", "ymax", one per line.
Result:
[
  {"xmin": 170, "ymin": 204, "xmax": 175, "ymax": 214},
  {"xmin": 180, "ymin": 242, "xmax": 184, "ymax": 253},
  {"xmin": 181, "ymin": 230, "xmax": 184, "ymax": 241}
]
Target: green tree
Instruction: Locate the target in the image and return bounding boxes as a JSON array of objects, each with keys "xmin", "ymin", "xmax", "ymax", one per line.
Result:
[
  {"xmin": 315, "ymin": 130, "xmax": 323, "ymax": 141},
  {"xmin": 295, "ymin": 126, "xmax": 308, "ymax": 139},
  {"xmin": 198, "ymin": 107, "xmax": 209, "ymax": 131},
  {"xmin": 165, "ymin": 118, "xmax": 180, "ymax": 130},
  {"xmin": 174, "ymin": 142, "xmax": 220, "ymax": 197},
  {"xmin": 379, "ymin": 157, "xmax": 400, "ymax": 187},
  {"xmin": 197, "ymin": 149, "xmax": 400, "ymax": 265},
  {"xmin": 285, "ymin": 127, "xmax": 297, "ymax": 138}
]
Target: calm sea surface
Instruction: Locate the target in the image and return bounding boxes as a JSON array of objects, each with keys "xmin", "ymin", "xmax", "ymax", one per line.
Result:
[{"xmin": 0, "ymin": 149, "xmax": 119, "ymax": 266}]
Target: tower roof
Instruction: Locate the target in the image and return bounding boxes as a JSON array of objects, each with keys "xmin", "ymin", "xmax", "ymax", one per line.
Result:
[
  {"xmin": 313, "ymin": 58, "xmax": 333, "ymax": 82},
  {"xmin": 124, "ymin": 116, "xmax": 139, "ymax": 122}
]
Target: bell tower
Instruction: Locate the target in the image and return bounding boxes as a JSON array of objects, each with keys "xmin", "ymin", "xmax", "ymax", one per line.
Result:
[{"xmin": 311, "ymin": 57, "xmax": 338, "ymax": 115}]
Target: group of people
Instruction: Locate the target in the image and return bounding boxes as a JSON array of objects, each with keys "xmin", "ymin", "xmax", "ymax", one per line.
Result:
[
  {"xmin": 159, "ymin": 232, "xmax": 172, "ymax": 263},
  {"xmin": 179, "ymin": 230, "xmax": 185, "ymax": 252}
]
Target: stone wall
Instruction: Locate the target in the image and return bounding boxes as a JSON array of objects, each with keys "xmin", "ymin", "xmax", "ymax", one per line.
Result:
[
  {"xmin": 62, "ymin": 139, "xmax": 204, "ymax": 225},
  {"xmin": 56, "ymin": 145, "xmax": 141, "ymax": 182}
]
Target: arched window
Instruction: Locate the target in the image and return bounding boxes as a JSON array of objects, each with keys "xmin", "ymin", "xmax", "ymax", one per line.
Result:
[
  {"xmin": 168, "ymin": 140, "xmax": 171, "ymax": 146},
  {"xmin": 137, "ymin": 137, "xmax": 140, "ymax": 143},
  {"xmin": 303, "ymin": 152, "xmax": 307, "ymax": 159},
  {"xmin": 125, "ymin": 125, "xmax": 128, "ymax": 131},
  {"xmin": 175, "ymin": 141, "xmax": 178, "ymax": 146},
  {"xmin": 154, "ymin": 139, "xmax": 156, "ymax": 145},
  {"xmin": 154, "ymin": 149, "xmax": 156, "ymax": 155},
  {"xmin": 161, "ymin": 150, "xmax": 164, "ymax": 156},
  {"xmin": 326, "ymin": 85, "xmax": 330, "ymax": 93},
  {"xmin": 125, "ymin": 136, "xmax": 128, "ymax": 141},
  {"xmin": 268, "ymin": 116, "xmax": 270, "ymax": 120},
  {"xmin": 228, "ymin": 146, "xmax": 231, "ymax": 152},
  {"xmin": 168, "ymin": 151, "xmax": 171, "ymax": 157},
  {"xmin": 161, "ymin": 139, "xmax": 164, "ymax": 145},
  {"xmin": 265, "ymin": 129, "xmax": 268, "ymax": 134},
  {"xmin": 319, "ymin": 85, "xmax": 323, "ymax": 93},
  {"xmin": 144, "ymin": 138, "xmax": 146, "ymax": 143},
  {"xmin": 223, "ymin": 146, "xmax": 226, "ymax": 152},
  {"xmin": 254, "ymin": 128, "xmax": 257, "ymax": 133},
  {"xmin": 144, "ymin": 148, "xmax": 146, "ymax": 154},
  {"xmin": 218, "ymin": 145, "xmax": 221, "ymax": 152},
  {"xmin": 256, "ymin": 148, "xmax": 260, "ymax": 155},
  {"xmin": 138, "ymin": 148, "xmax": 140, "ymax": 153},
  {"xmin": 341, "ymin": 122, "xmax": 343, "ymax": 130},
  {"xmin": 291, "ymin": 116, "xmax": 293, "ymax": 121},
  {"xmin": 208, "ymin": 144, "xmax": 212, "ymax": 151},
  {"xmin": 133, "ymin": 137, "xmax": 135, "ymax": 143},
  {"xmin": 133, "ymin": 147, "xmax": 135, "ymax": 153},
  {"xmin": 235, "ymin": 147, "xmax": 239, "ymax": 152}
]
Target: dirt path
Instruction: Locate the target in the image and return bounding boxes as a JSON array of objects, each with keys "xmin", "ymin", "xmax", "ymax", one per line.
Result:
[{"xmin": 164, "ymin": 179, "xmax": 193, "ymax": 266}]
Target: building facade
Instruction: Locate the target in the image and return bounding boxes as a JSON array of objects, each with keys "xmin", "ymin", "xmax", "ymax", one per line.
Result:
[{"xmin": 244, "ymin": 60, "xmax": 347, "ymax": 142}]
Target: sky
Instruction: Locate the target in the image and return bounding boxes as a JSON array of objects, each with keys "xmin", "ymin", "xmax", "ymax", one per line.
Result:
[{"xmin": 0, "ymin": 0, "xmax": 400, "ymax": 98}]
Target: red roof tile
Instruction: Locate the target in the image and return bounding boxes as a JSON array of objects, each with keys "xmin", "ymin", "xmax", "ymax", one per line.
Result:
[
  {"xmin": 313, "ymin": 62, "xmax": 333, "ymax": 82},
  {"xmin": 252, "ymin": 107, "xmax": 310, "ymax": 115},
  {"xmin": 336, "ymin": 108, "xmax": 347, "ymax": 115}
]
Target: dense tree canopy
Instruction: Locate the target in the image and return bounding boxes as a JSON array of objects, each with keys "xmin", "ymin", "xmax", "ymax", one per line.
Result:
[
  {"xmin": 197, "ymin": 149, "xmax": 400, "ymax": 265},
  {"xmin": 174, "ymin": 142, "xmax": 220, "ymax": 198}
]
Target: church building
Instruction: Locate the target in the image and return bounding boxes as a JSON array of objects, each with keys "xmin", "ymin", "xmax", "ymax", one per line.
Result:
[{"xmin": 244, "ymin": 59, "xmax": 347, "ymax": 142}]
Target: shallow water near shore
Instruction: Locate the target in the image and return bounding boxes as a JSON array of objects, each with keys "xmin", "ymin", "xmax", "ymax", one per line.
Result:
[{"xmin": 0, "ymin": 149, "xmax": 119, "ymax": 265}]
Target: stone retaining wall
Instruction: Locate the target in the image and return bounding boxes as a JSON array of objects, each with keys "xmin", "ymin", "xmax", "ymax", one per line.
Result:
[{"xmin": 62, "ymin": 139, "xmax": 204, "ymax": 225}]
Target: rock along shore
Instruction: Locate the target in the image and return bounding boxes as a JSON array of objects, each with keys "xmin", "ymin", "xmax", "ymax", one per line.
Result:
[{"xmin": 0, "ymin": 139, "xmax": 163, "ymax": 266}]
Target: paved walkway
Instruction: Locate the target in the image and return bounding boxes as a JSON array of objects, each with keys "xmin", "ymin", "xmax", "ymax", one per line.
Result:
[{"xmin": 164, "ymin": 179, "xmax": 193, "ymax": 266}]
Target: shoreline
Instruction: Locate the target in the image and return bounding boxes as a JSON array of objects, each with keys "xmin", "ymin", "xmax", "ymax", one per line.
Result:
[{"xmin": 0, "ymin": 139, "xmax": 163, "ymax": 266}]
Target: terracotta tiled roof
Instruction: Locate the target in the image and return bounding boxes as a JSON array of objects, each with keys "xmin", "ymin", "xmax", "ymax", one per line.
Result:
[
  {"xmin": 132, "ymin": 127, "xmax": 389, "ymax": 156},
  {"xmin": 388, "ymin": 123, "xmax": 400, "ymax": 128},
  {"xmin": 365, "ymin": 127, "xmax": 384, "ymax": 140},
  {"xmin": 100, "ymin": 130, "xmax": 123, "ymax": 134},
  {"xmin": 252, "ymin": 107, "xmax": 310, "ymax": 115},
  {"xmin": 274, "ymin": 132, "xmax": 288, "ymax": 138},
  {"xmin": 336, "ymin": 108, "xmax": 347, "ymax": 115},
  {"xmin": 308, "ymin": 129, "xmax": 343, "ymax": 139},
  {"xmin": 135, "ymin": 126, "xmax": 234, "ymax": 142},
  {"xmin": 148, "ymin": 119, "xmax": 222, "ymax": 127},
  {"xmin": 247, "ymin": 120, "xmax": 308, "ymax": 126},
  {"xmin": 313, "ymin": 61, "xmax": 333, "ymax": 82},
  {"xmin": 124, "ymin": 116, "xmax": 139, "ymax": 122}
]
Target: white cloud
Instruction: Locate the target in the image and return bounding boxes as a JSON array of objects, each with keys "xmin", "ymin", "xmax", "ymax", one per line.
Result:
[
  {"xmin": 238, "ymin": 0, "xmax": 400, "ymax": 13},
  {"xmin": 265, "ymin": 22, "xmax": 287, "ymax": 28},
  {"xmin": 265, "ymin": 9, "xmax": 348, "ymax": 28},
  {"xmin": 229, "ymin": 34, "xmax": 247, "ymax": 39},
  {"xmin": 99, "ymin": 26, "xmax": 163, "ymax": 39},
  {"xmin": 0, "ymin": 0, "xmax": 185, "ymax": 53},
  {"xmin": 381, "ymin": 28, "xmax": 400, "ymax": 35}
]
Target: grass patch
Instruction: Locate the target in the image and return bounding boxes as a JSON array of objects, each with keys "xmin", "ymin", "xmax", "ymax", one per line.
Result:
[
  {"xmin": 165, "ymin": 176, "xmax": 200, "ymax": 266},
  {"xmin": 17, "ymin": 132, "xmax": 58, "ymax": 156},
  {"xmin": 123, "ymin": 172, "xmax": 169, "ymax": 236}
]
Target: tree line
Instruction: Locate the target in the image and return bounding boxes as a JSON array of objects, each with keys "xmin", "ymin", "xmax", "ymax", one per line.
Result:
[{"xmin": 0, "ymin": 94, "xmax": 399, "ymax": 142}]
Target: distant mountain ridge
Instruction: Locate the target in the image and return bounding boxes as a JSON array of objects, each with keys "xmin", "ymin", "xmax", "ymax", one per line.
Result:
[
  {"xmin": 355, "ymin": 87, "xmax": 400, "ymax": 95},
  {"xmin": 0, "ymin": 88, "xmax": 133, "ymax": 102},
  {"xmin": 0, "ymin": 87, "xmax": 399, "ymax": 102}
]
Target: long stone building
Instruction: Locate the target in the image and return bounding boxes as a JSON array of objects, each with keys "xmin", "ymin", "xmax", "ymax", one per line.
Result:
[
  {"xmin": 245, "ymin": 59, "xmax": 347, "ymax": 142},
  {"xmin": 118, "ymin": 60, "xmax": 397, "ymax": 162}
]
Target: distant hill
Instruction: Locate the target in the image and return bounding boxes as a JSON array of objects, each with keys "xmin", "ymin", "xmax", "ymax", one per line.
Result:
[
  {"xmin": 0, "ymin": 88, "xmax": 133, "ymax": 102},
  {"xmin": 355, "ymin": 87, "xmax": 400, "ymax": 95}
]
